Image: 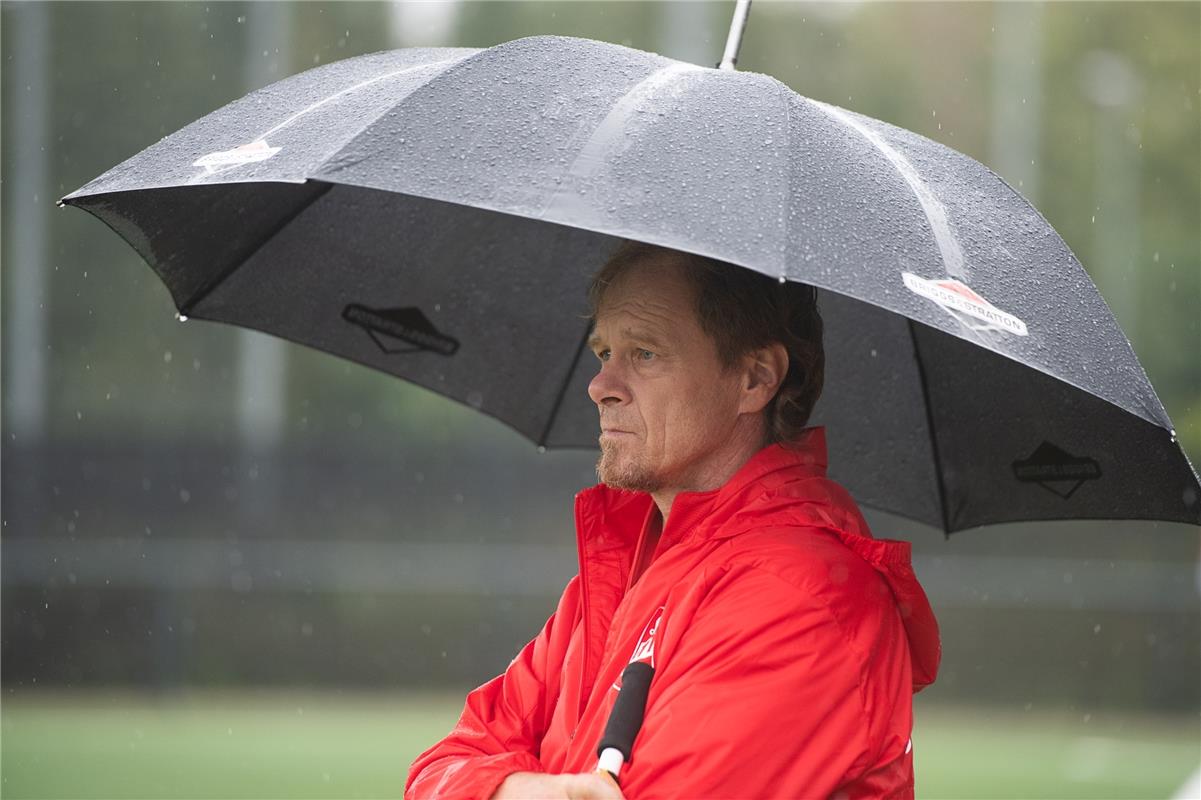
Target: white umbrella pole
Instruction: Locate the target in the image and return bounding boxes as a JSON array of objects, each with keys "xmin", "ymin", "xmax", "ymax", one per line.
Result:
[{"xmin": 718, "ymin": 0, "xmax": 752, "ymax": 71}]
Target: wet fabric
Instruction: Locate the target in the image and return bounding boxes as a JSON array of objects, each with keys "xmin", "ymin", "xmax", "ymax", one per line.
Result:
[
  {"xmin": 404, "ymin": 427, "xmax": 940, "ymax": 799},
  {"xmin": 62, "ymin": 35, "xmax": 1200, "ymax": 531}
]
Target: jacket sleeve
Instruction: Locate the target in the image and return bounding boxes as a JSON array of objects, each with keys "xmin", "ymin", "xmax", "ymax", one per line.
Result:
[
  {"xmin": 618, "ymin": 563, "xmax": 914, "ymax": 800},
  {"xmin": 404, "ymin": 577, "xmax": 581, "ymax": 800}
]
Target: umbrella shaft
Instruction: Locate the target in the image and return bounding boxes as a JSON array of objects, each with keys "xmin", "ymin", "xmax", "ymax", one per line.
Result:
[{"xmin": 719, "ymin": 0, "xmax": 752, "ymax": 71}]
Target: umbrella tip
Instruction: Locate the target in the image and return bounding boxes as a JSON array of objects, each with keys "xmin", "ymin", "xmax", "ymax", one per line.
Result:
[
  {"xmin": 175, "ymin": 312, "xmax": 189, "ymax": 323},
  {"xmin": 537, "ymin": 445, "xmax": 547, "ymax": 454},
  {"xmin": 56, "ymin": 199, "xmax": 66, "ymax": 209}
]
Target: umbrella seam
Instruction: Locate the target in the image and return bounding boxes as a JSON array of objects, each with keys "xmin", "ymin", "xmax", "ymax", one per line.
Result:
[
  {"xmin": 543, "ymin": 62, "xmax": 704, "ymax": 220},
  {"xmin": 313, "ymin": 54, "xmax": 497, "ymax": 180},
  {"xmin": 538, "ymin": 323, "xmax": 593, "ymax": 448},
  {"xmin": 256, "ymin": 57, "xmax": 466, "ymax": 143},
  {"xmin": 317, "ymin": 38, "xmax": 587, "ymax": 184},
  {"xmin": 907, "ymin": 318, "xmax": 951, "ymax": 537},
  {"xmin": 776, "ymin": 79, "xmax": 793, "ymax": 280},
  {"xmin": 179, "ymin": 182, "xmax": 333, "ymax": 314}
]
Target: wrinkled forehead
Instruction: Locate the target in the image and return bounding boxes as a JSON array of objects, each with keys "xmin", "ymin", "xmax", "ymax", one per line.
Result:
[{"xmin": 587, "ymin": 260, "xmax": 714, "ymax": 358}]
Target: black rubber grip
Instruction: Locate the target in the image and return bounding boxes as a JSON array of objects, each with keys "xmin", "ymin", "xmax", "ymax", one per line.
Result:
[{"xmin": 597, "ymin": 661, "xmax": 655, "ymax": 760}]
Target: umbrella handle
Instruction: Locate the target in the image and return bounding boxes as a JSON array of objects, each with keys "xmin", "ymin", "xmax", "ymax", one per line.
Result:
[
  {"xmin": 594, "ymin": 661, "xmax": 655, "ymax": 783},
  {"xmin": 718, "ymin": 0, "xmax": 753, "ymax": 71}
]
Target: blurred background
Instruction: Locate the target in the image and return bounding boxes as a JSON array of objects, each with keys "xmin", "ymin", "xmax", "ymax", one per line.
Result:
[{"xmin": 2, "ymin": 1, "xmax": 1198, "ymax": 798}]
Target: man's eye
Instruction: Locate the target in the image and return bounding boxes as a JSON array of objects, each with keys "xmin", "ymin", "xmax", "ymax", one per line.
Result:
[
  {"xmin": 596, "ymin": 349, "xmax": 611, "ymax": 361},
  {"xmin": 637, "ymin": 349, "xmax": 655, "ymax": 360}
]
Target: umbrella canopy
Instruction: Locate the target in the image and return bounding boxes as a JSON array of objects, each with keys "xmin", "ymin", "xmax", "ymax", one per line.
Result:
[{"xmin": 62, "ymin": 35, "xmax": 1200, "ymax": 533}]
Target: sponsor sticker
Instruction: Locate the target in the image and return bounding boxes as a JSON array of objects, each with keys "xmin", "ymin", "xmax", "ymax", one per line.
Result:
[
  {"xmin": 903, "ymin": 272, "xmax": 1028, "ymax": 336},
  {"xmin": 193, "ymin": 140, "xmax": 281, "ymax": 172}
]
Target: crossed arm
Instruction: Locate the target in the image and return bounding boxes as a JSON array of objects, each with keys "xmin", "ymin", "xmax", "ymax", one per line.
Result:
[{"xmin": 405, "ymin": 565, "xmax": 912, "ymax": 800}]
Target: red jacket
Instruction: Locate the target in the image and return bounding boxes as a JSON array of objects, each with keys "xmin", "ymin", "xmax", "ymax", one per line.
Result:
[{"xmin": 406, "ymin": 427, "xmax": 940, "ymax": 799}]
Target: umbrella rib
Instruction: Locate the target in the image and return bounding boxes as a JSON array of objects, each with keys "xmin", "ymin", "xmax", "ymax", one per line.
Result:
[
  {"xmin": 776, "ymin": 80, "xmax": 794, "ymax": 280},
  {"xmin": 806, "ymin": 98, "xmax": 967, "ymax": 281},
  {"xmin": 179, "ymin": 182, "xmax": 333, "ymax": 315},
  {"xmin": 537, "ymin": 323, "xmax": 593, "ymax": 448},
  {"xmin": 907, "ymin": 318, "xmax": 951, "ymax": 537},
  {"xmin": 256, "ymin": 58, "xmax": 462, "ymax": 143},
  {"xmin": 544, "ymin": 62, "xmax": 703, "ymax": 219}
]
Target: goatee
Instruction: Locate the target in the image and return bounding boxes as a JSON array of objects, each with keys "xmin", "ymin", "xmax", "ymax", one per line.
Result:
[{"xmin": 596, "ymin": 442, "xmax": 661, "ymax": 492}]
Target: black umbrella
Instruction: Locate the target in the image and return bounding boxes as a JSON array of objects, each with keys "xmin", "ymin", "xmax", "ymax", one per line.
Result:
[{"xmin": 60, "ymin": 34, "xmax": 1200, "ymax": 533}]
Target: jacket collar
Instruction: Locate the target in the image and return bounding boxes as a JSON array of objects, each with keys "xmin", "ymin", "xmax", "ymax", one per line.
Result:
[{"xmin": 574, "ymin": 426, "xmax": 831, "ymax": 555}]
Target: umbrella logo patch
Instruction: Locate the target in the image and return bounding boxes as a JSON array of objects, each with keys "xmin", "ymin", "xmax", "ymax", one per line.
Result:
[
  {"xmin": 342, "ymin": 304, "xmax": 459, "ymax": 356},
  {"xmin": 193, "ymin": 140, "xmax": 281, "ymax": 172},
  {"xmin": 903, "ymin": 273, "xmax": 1028, "ymax": 336},
  {"xmin": 1012, "ymin": 441, "xmax": 1101, "ymax": 499}
]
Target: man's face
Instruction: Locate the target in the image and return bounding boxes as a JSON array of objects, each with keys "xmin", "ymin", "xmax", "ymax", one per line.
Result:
[{"xmin": 587, "ymin": 258, "xmax": 745, "ymax": 493}]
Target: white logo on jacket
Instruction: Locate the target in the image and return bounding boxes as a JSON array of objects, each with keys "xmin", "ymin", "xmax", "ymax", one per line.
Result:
[
  {"xmin": 611, "ymin": 606, "xmax": 665, "ymax": 691},
  {"xmin": 629, "ymin": 606, "xmax": 664, "ymax": 667}
]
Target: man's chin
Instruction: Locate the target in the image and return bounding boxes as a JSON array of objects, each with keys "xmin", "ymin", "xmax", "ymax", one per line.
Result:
[{"xmin": 596, "ymin": 452, "xmax": 661, "ymax": 493}]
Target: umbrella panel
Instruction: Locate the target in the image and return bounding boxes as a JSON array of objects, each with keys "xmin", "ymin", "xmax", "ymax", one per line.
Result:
[
  {"xmin": 913, "ymin": 323, "xmax": 1199, "ymax": 530},
  {"xmin": 78, "ymin": 181, "xmax": 1199, "ymax": 531},
  {"xmin": 192, "ymin": 185, "xmax": 616, "ymax": 444}
]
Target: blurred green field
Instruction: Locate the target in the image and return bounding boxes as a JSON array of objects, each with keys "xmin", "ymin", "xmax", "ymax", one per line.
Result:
[{"xmin": 1, "ymin": 691, "xmax": 1197, "ymax": 799}]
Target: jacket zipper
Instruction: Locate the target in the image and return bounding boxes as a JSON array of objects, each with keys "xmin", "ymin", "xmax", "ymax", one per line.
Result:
[{"xmin": 573, "ymin": 499, "xmax": 591, "ymax": 738}]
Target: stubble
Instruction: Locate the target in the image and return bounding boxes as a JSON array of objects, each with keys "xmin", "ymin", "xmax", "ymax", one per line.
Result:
[{"xmin": 596, "ymin": 439, "xmax": 662, "ymax": 493}]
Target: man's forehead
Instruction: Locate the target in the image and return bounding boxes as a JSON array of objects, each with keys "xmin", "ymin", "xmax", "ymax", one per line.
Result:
[
  {"xmin": 596, "ymin": 260, "xmax": 695, "ymax": 312},
  {"xmin": 587, "ymin": 324, "xmax": 668, "ymax": 347},
  {"xmin": 591, "ymin": 290, "xmax": 686, "ymax": 341}
]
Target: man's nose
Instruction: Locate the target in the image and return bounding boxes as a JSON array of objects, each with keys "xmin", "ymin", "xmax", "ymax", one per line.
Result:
[{"xmin": 587, "ymin": 361, "xmax": 629, "ymax": 407}]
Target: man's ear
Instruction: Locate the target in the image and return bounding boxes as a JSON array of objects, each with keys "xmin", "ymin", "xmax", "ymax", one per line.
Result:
[{"xmin": 738, "ymin": 342, "xmax": 789, "ymax": 415}]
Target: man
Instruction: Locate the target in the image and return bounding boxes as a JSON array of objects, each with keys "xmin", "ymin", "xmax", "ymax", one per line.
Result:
[{"xmin": 405, "ymin": 242, "xmax": 940, "ymax": 800}]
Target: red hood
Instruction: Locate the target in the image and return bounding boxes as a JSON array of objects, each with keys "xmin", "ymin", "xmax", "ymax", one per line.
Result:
[{"xmin": 576, "ymin": 426, "xmax": 941, "ymax": 691}]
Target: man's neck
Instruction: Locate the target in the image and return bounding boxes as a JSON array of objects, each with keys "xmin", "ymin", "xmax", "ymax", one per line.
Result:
[{"xmin": 651, "ymin": 424, "xmax": 769, "ymax": 523}]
